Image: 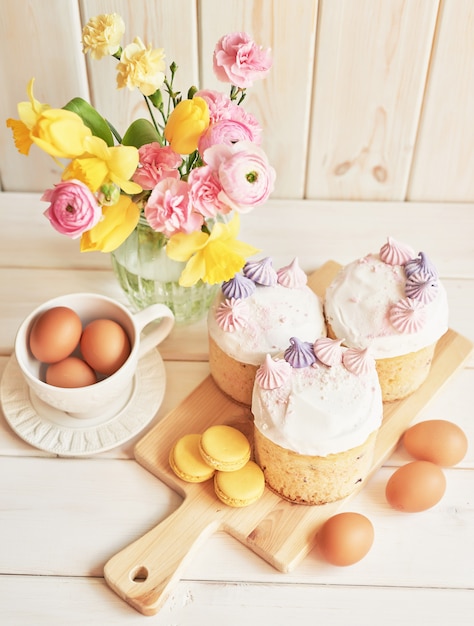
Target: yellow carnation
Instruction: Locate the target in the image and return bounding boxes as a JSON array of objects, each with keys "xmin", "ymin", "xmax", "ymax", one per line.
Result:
[
  {"xmin": 117, "ymin": 37, "xmax": 166, "ymax": 96},
  {"xmin": 82, "ymin": 13, "xmax": 125, "ymax": 60}
]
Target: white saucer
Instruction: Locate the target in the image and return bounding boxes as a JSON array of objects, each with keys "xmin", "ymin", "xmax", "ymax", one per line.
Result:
[{"xmin": 0, "ymin": 350, "xmax": 166, "ymax": 457}]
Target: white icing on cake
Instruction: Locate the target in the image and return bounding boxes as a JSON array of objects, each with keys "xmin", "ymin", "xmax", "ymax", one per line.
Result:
[
  {"xmin": 208, "ymin": 283, "xmax": 326, "ymax": 366},
  {"xmin": 324, "ymin": 253, "xmax": 449, "ymax": 359},
  {"xmin": 252, "ymin": 350, "xmax": 383, "ymax": 456}
]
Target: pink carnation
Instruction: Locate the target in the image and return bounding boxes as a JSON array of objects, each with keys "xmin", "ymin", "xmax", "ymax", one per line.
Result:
[
  {"xmin": 188, "ymin": 165, "xmax": 231, "ymax": 218},
  {"xmin": 204, "ymin": 141, "xmax": 276, "ymax": 214},
  {"xmin": 144, "ymin": 177, "xmax": 203, "ymax": 238},
  {"xmin": 132, "ymin": 143, "xmax": 181, "ymax": 190},
  {"xmin": 213, "ymin": 32, "xmax": 272, "ymax": 89},
  {"xmin": 42, "ymin": 179, "xmax": 101, "ymax": 238}
]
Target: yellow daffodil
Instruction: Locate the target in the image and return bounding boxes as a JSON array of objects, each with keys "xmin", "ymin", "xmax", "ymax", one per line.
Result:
[
  {"xmin": 32, "ymin": 109, "xmax": 93, "ymax": 159},
  {"xmin": 62, "ymin": 136, "xmax": 142, "ymax": 194},
  {"xmin": 164, "ymin": 97, "xmax": 210, "ymax": 155},
  {"xmin": 6, "ymin": 78, "xmax": 51, "ymax": 155},
  {"xmin": 166, "ymin": 213, "xmax": 259, "ymax": 286},
  {"xmin": 80, "ymin": 194, "xmax": 140, "ymax": 253}
]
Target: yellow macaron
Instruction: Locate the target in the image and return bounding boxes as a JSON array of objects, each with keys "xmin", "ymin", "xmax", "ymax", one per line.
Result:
[
  {"xmin": 214, "ymin": 461, "xmax": 265, "ymax": 507},
  {"xmin": 169, "ymin": 433, "xmax": 216, "ymax": 483},
  {"xmin": 199, "ymin": 424, "xmax": 251, "ymax": 472}
]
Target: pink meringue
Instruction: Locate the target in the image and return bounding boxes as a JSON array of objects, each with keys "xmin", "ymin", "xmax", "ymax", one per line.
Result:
[
  {"xmin": 389, "ymin": 298, "xmax": 427, "ymax": 334},
  {"xmin": 215, "ymin": 298, "xmax": 249, "ymax": 332},
  {"xmin": 313, "ymin": 337, "xmax": 344, "ymax": 366},
  {"xmin": 342, "ymin": 347, "xmax": 376, "ymax": 376},
  {"xmin": 255, "ymin": 354, "xmax": 292, "ymax": 390},
  {"xmin": 379, "ymin": 237, "xmax": 415, "ymax": 266},
  {"xmin": 276, "ymin": 258, "xmax": 307, "ymax": 289}
]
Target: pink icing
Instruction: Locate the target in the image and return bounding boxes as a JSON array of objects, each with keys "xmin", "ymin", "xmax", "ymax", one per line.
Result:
[
  {"xmin": 243, "ymin": 257, "xmax": 278, "ymax": 286},
  {"xmin": 284, "ymin": 337, "xmax": 316, "ymax": 368},
  {"xmin": 313, "ymin": 337, "xmax": 344, "ymax": 366},
  {"xmin": 215, "ymin": 298, "xmax": 249, "ymax": 332},
  {"xmin": 256, "ymin": 354, "xmax": 292, "ymax": 390},
  {"xmin": 221, "ymin": 272, "xmax": 256, "ymax": 299},
  {"xmin": 379, "ymin": 237, "xmax": 415, "ymax": 266},
  {"xmin": 405, "ymin": 271, "xmax": 439, "ymax": 304},
  {"xmin": 389, "ymin": 298, "xmax": 427, "ymax": 333},
  {"xmin": 342, "ymin": 347, "xmax": 375, "ymax": 376},
  {"xmin": 276, "ymin": 257, "xmax": 307, "ymax": 288}
]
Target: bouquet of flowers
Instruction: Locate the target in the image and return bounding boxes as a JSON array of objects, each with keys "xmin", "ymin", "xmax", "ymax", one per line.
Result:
[{"xmin": 6, "ymin": 13, "xmax": 275, "ymax": 287}]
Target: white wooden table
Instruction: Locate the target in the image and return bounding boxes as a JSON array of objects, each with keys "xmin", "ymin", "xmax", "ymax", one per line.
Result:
[{"xmin": 1, "ymin": 192, "xmax": 473, "ymax": 625}]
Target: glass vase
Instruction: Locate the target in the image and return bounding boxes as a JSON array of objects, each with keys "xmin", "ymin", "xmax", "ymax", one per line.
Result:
[{"xmin": 110, "ymin": 217, "xmax": 219, "ymax": 325}]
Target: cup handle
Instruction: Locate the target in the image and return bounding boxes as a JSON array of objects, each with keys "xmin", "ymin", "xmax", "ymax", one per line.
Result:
[{"xmin": 134, "ymin": 304, "xmax": 175, "ymax": 358}]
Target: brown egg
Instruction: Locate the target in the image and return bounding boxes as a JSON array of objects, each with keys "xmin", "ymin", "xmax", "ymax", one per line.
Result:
[
  {"xmin": 46, "ymin": 357, "xmax": 97, "ymax": 388},
  {"xmin": 317, "ymin": 512, "xmax": 374, "ymax": 566},
  {"xmin": 80, "ymin": 319, "xmax": 131, "ymax": 376},
  {"xmin": 29, "ymin": 306, "xmax": 82, "ymax": 363},
  {"xmin": 403, "ymin": 419, "xmax": 468, "ymax": 467},
  {"xmin": 385, "ymin": 461, "xmax": 446, "ymax": 512}
]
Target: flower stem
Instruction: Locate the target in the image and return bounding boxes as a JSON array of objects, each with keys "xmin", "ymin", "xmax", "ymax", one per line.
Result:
[
  {"xmin": 107, "ymin": 120, "xmax": 123, "ymax": 144},
  {"xmin": 144, "ymin": 95, "xmax": 162, "ymax": 141}
]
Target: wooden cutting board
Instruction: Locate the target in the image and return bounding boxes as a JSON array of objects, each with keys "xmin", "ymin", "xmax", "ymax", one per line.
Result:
[{"xmin": 104, "ymin": 261, "xmax": 473, "ymax": 616}]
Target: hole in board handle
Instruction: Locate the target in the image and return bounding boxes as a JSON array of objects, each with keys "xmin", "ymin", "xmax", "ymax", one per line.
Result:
[{"xmin": 130, "ymin": 566, "xmax": 148, "ymax": 583}]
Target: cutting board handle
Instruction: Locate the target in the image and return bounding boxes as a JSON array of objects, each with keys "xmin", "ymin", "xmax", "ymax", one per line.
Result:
[{"xmin": 104, "ymin": 497, "xmax": 221, "ymax": 616}]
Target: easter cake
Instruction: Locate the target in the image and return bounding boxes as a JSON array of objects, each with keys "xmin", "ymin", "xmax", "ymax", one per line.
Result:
[
  {"xmin": 251, "ymin": 336, "xmax": 383, "ymax": 505},
  {"xmin": 207, "ymin": 257, "xmax": 326, "ymax": 406},
  {"xmin": 324, "ymin": 238, "xmax": 449, "ymax": 401}
]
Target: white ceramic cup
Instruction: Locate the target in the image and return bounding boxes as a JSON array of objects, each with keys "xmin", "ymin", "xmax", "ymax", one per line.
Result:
[{"xmin": 14, "ymin": 293, "xmax": 174, "ymax": 419}]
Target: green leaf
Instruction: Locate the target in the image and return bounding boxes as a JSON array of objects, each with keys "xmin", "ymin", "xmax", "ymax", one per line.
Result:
[
  {"xmin": 148, "ymin": 89, "xmax": 163, "ymax": 110},
  {"xmin": 63, "ymin": 97, "xmax": 114, "ymax": 146},
  {"xmin": 122, "ymin": 118, "xmax": 162, "ymax": 148}
]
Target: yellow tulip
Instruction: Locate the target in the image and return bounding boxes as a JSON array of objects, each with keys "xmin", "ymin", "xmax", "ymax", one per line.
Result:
[
  {"xmin": 166, "ymin": 213, "xmax": 259, "ymax": 286},
  {"xmin": 164, "ymin": 96, "xmax": 210, "ymax": 155},
  {"xmin": 80, "ymin": 194, "xmax": 140, "ymax": 253}
]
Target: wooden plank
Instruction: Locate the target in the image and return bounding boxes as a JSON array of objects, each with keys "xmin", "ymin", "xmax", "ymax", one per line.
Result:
[
  {"xmin": 408, "ymin": 0, "xmax": 474, "ymax": 201},
  {"xmin": 306, "ymin": 0, "xmax": 439, "ymax": 200},
  {"xmin": 0, "ymin": 0, "xmax": 90, "ymax": 192},
  {"xmin": 2, "ymin": 575, "xmax": 474, "ymax": 625},
  {"xmin": 199, "ymin": 0, "xmax": 319, "ymax": 198},
  {"xmin": 2, "ymin": 193, "xmax": 474, "ymax": 278},
  {"xmin": 103, "ymin": 262, "xmax": 472, "ymax": 616}
]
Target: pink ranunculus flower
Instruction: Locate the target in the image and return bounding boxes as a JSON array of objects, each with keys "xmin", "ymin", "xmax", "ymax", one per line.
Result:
[
  {"xmin": 195, "ymin": 89, "xmax": 235, "ymax": 123},
  {"xmin": 198, "ymin": 119, "xmax": 259, "ymax": 154},
  {"xmin": 204, "ymin": 141, "xmax": 276, "ymax": 214},
  {"xmin": 132, "ymin": 143, "xmax": 181, "ymax": 190},
  {"xmin": 188, "ymin": 165, "xmax": 231, "ymax": 218},
  {"xmin": 42, "ymin": 179, "xmax": 102, "ymax": 238},
  {"xmin": 213, "ymin": 32, "xmax": 272, "ymax": 89},
  {"xmin": 144, "ymin": 177, "xmax": 203, "ymax": 238}
]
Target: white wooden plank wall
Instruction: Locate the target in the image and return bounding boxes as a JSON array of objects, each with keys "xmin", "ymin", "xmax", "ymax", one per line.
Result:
[{"xmin": 1, "ymin": 0, "xmax": 474, "ymax": 202}]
